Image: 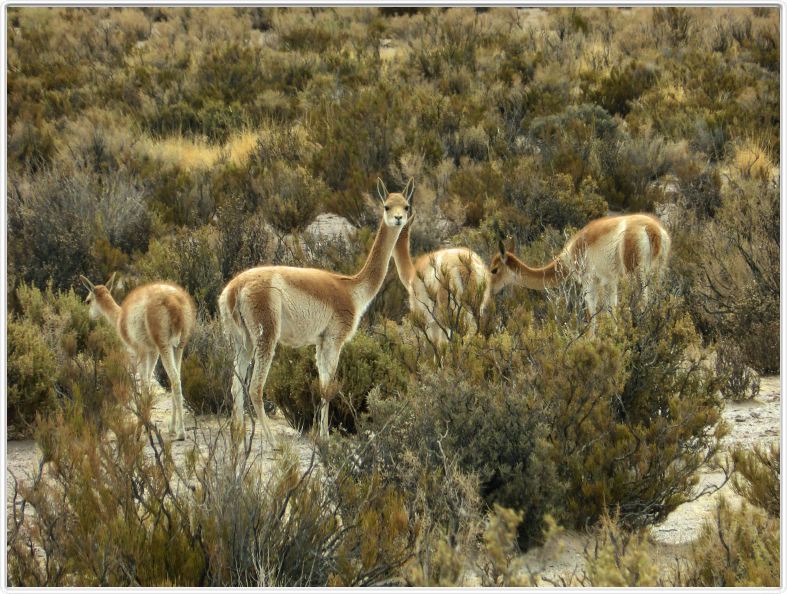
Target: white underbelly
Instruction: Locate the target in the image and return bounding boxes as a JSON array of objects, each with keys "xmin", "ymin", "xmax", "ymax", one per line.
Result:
[{"xmin": 278, "ymin": 300, "xmax": 334, "ymax": 348}]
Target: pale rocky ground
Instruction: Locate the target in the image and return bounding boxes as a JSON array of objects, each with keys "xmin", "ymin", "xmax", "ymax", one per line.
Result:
[{"xmin": 6, "ymin": 376, "xmax": 780, "ymax": 586}]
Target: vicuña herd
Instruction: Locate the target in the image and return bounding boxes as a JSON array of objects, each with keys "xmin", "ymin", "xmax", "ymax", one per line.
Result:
[{"xmin": 80, "ymin": 179, "xmax": 670, "ymax": 443}]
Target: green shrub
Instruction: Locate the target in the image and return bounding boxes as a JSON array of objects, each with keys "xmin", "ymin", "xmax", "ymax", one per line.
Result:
[
  {"xmin": 590, "ymin": 61, "xmax": 658, "ymax": 117},
  {"xmin": 253, "ymin": 161, "xmax": 326, "ymax": 233},
  {"xmin": 7, "ymin": 319, "xmax": 58, "ymax": 437},
  {"xmin": 133, "ymin": 226, "xmax": 223, "ymax": 313},
  {"xmin": 267, "ymin": 329, "xmax": 408, "ymax": 432},
  {"xmin": 8, "ymin": 283, "xmax": 128, "ymax": 433},
  {"xmin": 181, "ymin": 315, "xmax": 234, "ymax": 414}
]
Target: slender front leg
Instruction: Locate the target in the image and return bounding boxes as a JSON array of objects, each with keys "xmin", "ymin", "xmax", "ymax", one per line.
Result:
[{"xmin": 315, "ymin": 336, "xmax": 344, "ymax": 439}]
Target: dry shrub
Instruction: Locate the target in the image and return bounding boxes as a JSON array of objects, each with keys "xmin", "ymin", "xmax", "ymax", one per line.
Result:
[
  {"xmin": 714, "ymin": 339, "xmax": 760, "ymax": 401},
  {"xmin": 689, "ymin": 173, "xmax": 779, "ymax": 372},
  {"xmin": 681, "ymin": 499, "xmax": 779, "ymax": 586},
  {"xmin": 8, "ymin": 167, "xmax": 150, "ymax": 291},
  {"xmin": 8, "ymin": 390, "xmax": 417, "ymax": 586},
  {"xmin": 731, "ymin": 443, "xmax": 779, "ymax": 517},
  {"xmin": 582, "ymin": 513, "xmax": 663, "ymax": 587}
]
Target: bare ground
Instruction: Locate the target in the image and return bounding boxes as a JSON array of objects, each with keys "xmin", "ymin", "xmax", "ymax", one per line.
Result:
[{"xmin": 6, "ymin": 377, "xmax": 781, "ymax": 586}]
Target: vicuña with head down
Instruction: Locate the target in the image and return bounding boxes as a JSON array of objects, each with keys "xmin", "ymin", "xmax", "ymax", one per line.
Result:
[
  {"xmin": 490, "ymin": 213, "xmax": 671, "ymax": 321},
  {"xmin": 218, "ymin": 181, "xmax": 412, "ymax": 442},
  {"xmin": 79, "ymin": 273, "xmax": 197, "ymax": 440},
  {"xmin": 390, "ymin": 178, "xmax": 491, "ymax": 349}
]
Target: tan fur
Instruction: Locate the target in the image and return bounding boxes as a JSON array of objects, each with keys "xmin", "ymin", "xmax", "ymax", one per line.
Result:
[
  {"xmin": 490, "ymin": 214, "xmax": 671, "ymax": 321},
  {"xmin": 394, "ymin": 216, "xmax": 491, "ymax": 346},
  {"xmin": 219, "ymin": 179, "xmax": 413, "ymax": 442},
  {"xmin": 80, "ymin": 276, "xmax": 197, "ymax": 440}
]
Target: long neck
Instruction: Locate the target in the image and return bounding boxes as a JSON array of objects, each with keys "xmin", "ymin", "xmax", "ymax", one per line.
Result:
[
  {"xmin": 96, "ymin": 292, "xmax": 122, "ymax": 326},
  {"xmin": 507, "ymin": 253, "xmax": 562, "ymax": 290},
  {"xmin": 392, "ymin": 218, "xmax": 416, "ymax": 288},
  {"xmin": 349, "ymin": 221, "xmax": 401, "ymax": 304}
]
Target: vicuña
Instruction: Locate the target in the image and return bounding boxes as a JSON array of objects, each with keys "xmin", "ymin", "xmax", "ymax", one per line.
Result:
[
  {"xmin": 79, "ymin": 274, "xmax": 197, "ymax": 440},
  {"xmin": 218, "ymin": 181, "xmax": 412, "ymax": 442},
  {"xmin": 490, "ymin": 213, "xmax": 671, "ymax": 319},
  {"xmin": 391, "ymin": 179, "xmax": 491, "ymax": 347}
]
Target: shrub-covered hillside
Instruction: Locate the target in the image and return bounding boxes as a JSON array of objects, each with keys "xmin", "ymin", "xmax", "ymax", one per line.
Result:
[{"xmin": 6, "ymin": 7, "xmax": 780, "ymax": 587}]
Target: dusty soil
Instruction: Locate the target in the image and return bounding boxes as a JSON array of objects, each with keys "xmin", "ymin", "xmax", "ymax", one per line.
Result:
[{"xmin": 6, "ymin": 377, "xmax": 780, "ymax": 586}]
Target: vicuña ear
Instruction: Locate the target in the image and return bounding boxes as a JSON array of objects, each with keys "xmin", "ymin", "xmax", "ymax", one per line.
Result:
[
  {"xmin": 498, "ymin": 239, "xmax": 507, "ymax": 257},
  {"xmin": 403, "ymin": 177, "xmax": 415, "ymax": 204},
  {"xmin": 505, "ymin": 237, "xmax": 516, "ymax": 253},
  {"xmin": 376, "ymin": 178, "xmax": 389, "ymax": 203},
  {"xmin": 105, "ymin": 272, "xmax": 117, "ymax": 293},
  {"xmin": 79, "ymin": 274, "xmax": 95, "ymax": 292}
]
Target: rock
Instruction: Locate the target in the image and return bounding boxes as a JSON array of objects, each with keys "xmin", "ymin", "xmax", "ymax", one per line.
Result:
[{"xmin": 304, "ymin": 213, "xmax": 356, "ymax": 243}]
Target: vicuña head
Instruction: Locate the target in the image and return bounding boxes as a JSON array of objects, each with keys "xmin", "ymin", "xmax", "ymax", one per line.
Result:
[
  {"xmin": 378, "ymin": 176, "xmax": 414, "ymax": 228},
  {"xmin": 79, "ymin": 272, "xmax": 196, "ymax": 440},
  {"xmin": 391, "ymin": 179, "xmax": 491, "ymax": 350},
  {"xmin": 80, "ymin": 272, "xmax": 119, "ymax": 320},
  {"xmin": 219, "ymin": 178, "xmax": 413, "ymax": 444},
  {"xmin": 489, "ymin": 238, "xmax": 522, "ymax": 295}
]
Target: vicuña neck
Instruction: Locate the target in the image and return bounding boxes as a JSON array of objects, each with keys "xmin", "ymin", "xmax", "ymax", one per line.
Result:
[
  {"xmin": 349, "ymin": 220, "xmax": 401, "ymax": 304},
  {"xmin": 393, "ymin": 218, "xmax": 416, "ymax": 287},
  {"xmin": 508, "ymin": 254, "xmax": 562, "ymax": 290},
  {"xmin": 97, "ymin": 292, "xmax": 122, "ymax": 326}
]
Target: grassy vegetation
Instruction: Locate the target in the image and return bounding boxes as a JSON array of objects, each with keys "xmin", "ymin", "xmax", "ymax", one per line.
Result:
[{"xmin": 6, "ymin": 6, "xmax": 779, "ymax": 586}]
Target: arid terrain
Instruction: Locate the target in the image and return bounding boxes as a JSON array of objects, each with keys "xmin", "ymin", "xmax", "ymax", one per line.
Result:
[{"xmin": 7, "ymin": 376, "xmax": 780, "ymax": 585}]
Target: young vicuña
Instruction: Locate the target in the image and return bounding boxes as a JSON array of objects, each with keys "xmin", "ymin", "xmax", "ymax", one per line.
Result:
[
  {"xmin": 218, "ymin": 180, "xmax": 413, "ymax": 442},
  {"xmin": 79, "ymin": 273, "xmax": 197, "ymax": 440},
  {"xmin": 391, "ymin": 179, "xmax": 491, "ymax": 347},
  {"xmin": 490, "ymin": 213, "xmax": 671, "ymax": 320}
]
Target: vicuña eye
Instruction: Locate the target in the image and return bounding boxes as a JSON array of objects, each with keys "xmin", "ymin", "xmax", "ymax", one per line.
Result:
[
  {"xmin": 491, "ymin": 268, "xmax": 498, "ymax": 274},
  {"xmin": 384, "ymin": 206, "xmax": 390, "ymax": 211},
  {"xmin": 404, "ymin": 206, "xmax": 410, "ymax": 211}
]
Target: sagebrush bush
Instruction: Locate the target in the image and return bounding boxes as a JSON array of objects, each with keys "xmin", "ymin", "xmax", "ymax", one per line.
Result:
[
  {"xmin": 714, "ymin": 339, "xmax": 760, "ymax": 401},
  {"xmin": 8, "ymin": 283, "xmax": 127, "ymax": 434},
  {"xmin": 7, "ymin": 319, "xmax": 58, "ymax": 437},
  {"xmin": 682, "ymin": 499, "xmax": 779, "ymax": 586},
  {"xmin": 181, "ymin": 315, "xmax": 234, "ymax": 414},
  {"xmin": 731, "ymin": 443, "xmax": 779, "ymax": 517},
  {"xmin": 9, "ymin": 391, "xmax": 417, "ymax": 586}
]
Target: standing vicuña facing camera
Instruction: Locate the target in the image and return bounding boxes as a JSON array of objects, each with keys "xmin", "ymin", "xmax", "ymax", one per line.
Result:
[{"xmin": 218, "ymin": 179, "xmax": 413, "ymax": 444}]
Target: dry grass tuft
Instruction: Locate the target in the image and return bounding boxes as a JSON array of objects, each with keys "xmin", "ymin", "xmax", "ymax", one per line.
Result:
[{"xmin": 137, "ymin": 130, "xmax": 262, "ymax": 170}]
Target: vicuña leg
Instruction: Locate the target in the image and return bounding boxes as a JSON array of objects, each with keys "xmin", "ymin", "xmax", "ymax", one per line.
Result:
[
  {"xmin": 230, "ymin": 344, "xmax": 252, "ymax": 440},
  {"xmin": 137, "ymin": 351, "xmax": 156, "ymax": 393},
  {"xmin": 247, "ymin": 307, "xmax": 279, "ymax": 447},
  {"xmin": 159, "ymin": 344, "xmax": 186, "ymax": 440},
  {"xmin": 315, "ymin": 335, "xmax": 345, "ymax": 439}
]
